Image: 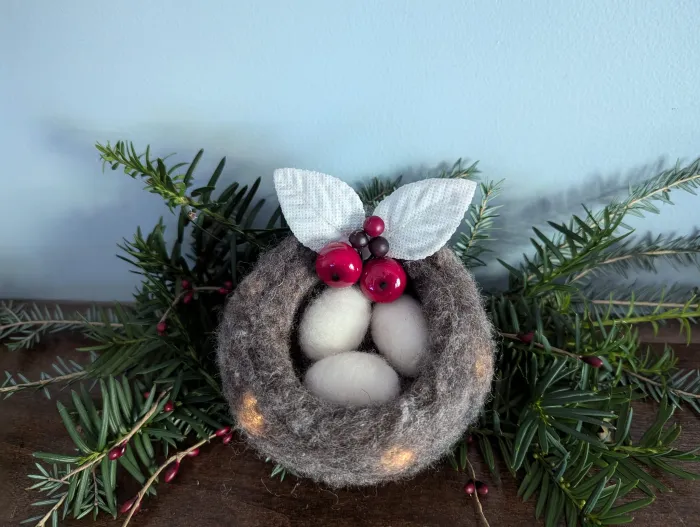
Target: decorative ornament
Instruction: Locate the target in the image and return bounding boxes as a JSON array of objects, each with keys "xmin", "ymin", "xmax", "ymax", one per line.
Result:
[{"xmin": 216, "ymin": 168, "xmax": 494, "ymax": 487}]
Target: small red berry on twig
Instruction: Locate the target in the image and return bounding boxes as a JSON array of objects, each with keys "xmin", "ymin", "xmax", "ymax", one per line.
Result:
[
  {"xmin": 222, "ymin": 432, "xmax": 234, "ymax": 445},
  {"xmin": 464, "ymin": 480, "xmax": 476, "ymax": 495},
  {"xmin": 476, "ymin": 481, "xmax": 489, "ymax": 496},
  {"xmin": 163, "ymin": 401, "xmax": 175, "ymax": 412},
  {"xmin": 215, "ymin": 426, "xmax": 232, "ymax": 437},
  {"xmin": 119, "ymin": 496, "xmax": 141, "ymax": 515},
  {"xmin": 224, "ymin": 281, "xmax": 233, "ymax": 290},
  {"xmin": 181, "ymin": 279, "xmax": 191, "ymax": 290},
  {"xmin": 108, "ymin": 443, "xmax": 127, "ymax": 460},
  {"xmin": 164, "ymin": 461, "xmax": 180, "ymax": 483},
  {"xmin": 581, "ymin": 356, "xmax": 603, "ymax": 368},
  {"xmin": 143, "ymin": 392, "xmax": 150, "ymax": 399},
  {"xmin": 183, "ymin": 291, "xmax": 194, "ymax": 304},
  {"xmin": 187, "ymin": 448, "xmax": 200, "ymax": 457},
  {"xmin": 156, "ymin": 321, "xmax": 167, "ymax": 335},
  {"xmin": 518, "ymin": 332, "xmax": 534, "ymax": 344},
  {"xmin": 218, "ymin": 287, "xmax": 229, "ymax": 295}
]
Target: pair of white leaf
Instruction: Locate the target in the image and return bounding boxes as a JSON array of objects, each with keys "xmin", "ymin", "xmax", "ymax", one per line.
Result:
[{"xmin": 273, "ymin": 168, "xmax": 477, "ymax": 261}]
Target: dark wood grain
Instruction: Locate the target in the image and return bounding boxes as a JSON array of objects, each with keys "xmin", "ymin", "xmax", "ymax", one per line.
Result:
[{"xmin": 2, "ymin": 329, "xmax": 700, "ymax": 527}]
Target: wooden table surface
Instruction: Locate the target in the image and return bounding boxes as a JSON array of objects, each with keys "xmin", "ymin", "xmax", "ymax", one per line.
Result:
[{"xmin": 2, "ymin": 329, "xmax": 700, "ymax": 527}]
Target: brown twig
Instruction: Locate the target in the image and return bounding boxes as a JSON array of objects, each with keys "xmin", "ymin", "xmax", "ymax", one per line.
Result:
[
  {"xmin": 500, "ymin": 332, "xmax": 700, "ymax": 400},
  {"xmin": 465, "ymin": 454, "xmax": 491, "ymax": 527},
  {"xmin": 0, "ymin": 371, "xmax": 86, "ymax": 395},
  {"xmin": 0, "ymin": 319, "xmax": 123, "ymax": 332},
  {"xmin": 121, "ymin": 433, "xmax": 217, "ymax": 527},
  {"xmin": 572, "ymin": 250, "xmax": 698, "ymax": 282}
]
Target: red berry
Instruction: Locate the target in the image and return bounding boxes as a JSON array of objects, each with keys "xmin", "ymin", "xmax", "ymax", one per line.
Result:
[
  {"xmin": 187, "ymin": 447, "xmax": 200, "ymax": 457},
  {"xmin": 222, "ymin": 432, "xmax": 234, "ymax": 445},
  {"xmin": 108, "ymin": 443, "xmax": 126, "ymax": 460},
  {"xmin": 464, "ymin": 480, "xmax": 476, "ymax": 495},
  {"xmin": 183, "ymin": 291, "xmax": 194, "ymax": 304},
  {"xmin": 476, "ymin": 481, "xmax": 489, "ymax": 496},
  {"xmin": 143, "ymin": 392, "xmax": 151, "ymax": 399},
  {"xmin": 224, "ymin": 281, "xmax": 233, "ymax": 290},
  {"xmin": 120, "ymin": 496, "xmax": 140, "ymax": 514},
  {"xmin": 164, "ymin": 461, "xmax": 180, "ymax": 483},
  {"xmin": 156, "ymin": 321, "xmax": 167, "ymax": 335},
  {"xmin": 359, "ymin": 257, "xmax": 406, "ymax": 303},
  {"xmin": 181, "ymin": 280, "xmax": 191, "ymax": 290},
  {"xmin": 363, "ymin": 216, "xmax": 385, "ymax": 237},
  {"xmin": 315, "ymin": 242, "xmax": 363, "ymax": 288},
  {"xmin": 215, "ymin": 426, "xmax": 232, "ymax": 437},
  {"xmin": 163, "ymin": 401, "xmax": 175, "ymax": 412},
  {"xmin": 581, "ymin": 356, "xmax": 603, "ymax": 368},
  {"xmin": 218, "ymin": 287, "xmax": 229, "ymax": 295},
  {"xmin": 518, "ymin": 332, "xmax": 534, "ymax": 344},
  {"xmin": 467, "ymin": 434, "xmax": 474, "ymax": 444}
]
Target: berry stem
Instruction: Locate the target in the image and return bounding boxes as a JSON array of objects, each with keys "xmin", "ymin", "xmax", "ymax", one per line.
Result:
[
  {"xmin": 121, "ymin": 433, "xmax": 217, "ymax": 527},
  {"xmin": 157, "ymin": 286, "xmax": 222, "ymax": 326}
]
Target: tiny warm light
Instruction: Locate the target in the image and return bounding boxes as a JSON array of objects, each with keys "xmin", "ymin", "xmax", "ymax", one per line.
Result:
[
  {"xmin": 238, "ymin": 393, "xmax": 264, "ymax": 436},
  {"xmin": 381, "ymin": 447, "xmax": 415, "ymax": 472}
]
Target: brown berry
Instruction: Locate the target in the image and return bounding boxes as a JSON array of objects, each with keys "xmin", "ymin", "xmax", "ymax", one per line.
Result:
[
  {"xmin": 349, "ymin": 230, "xmax": 370, "ymax": 250},
  {"xmin": 368, "ymin": 236, "xmax": 390, "ymax": 258}
]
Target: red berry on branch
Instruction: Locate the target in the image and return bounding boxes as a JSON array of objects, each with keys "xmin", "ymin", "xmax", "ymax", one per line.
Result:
[
  {"xmin": 163, "ymin": 401, "xmax": 175, "ymax": 412},
  {"xmin": 476, "ymin": 481, "xmax": 489, "ymax": 496},
  {"xmin": 359, "ymin": 257, "xmax": 406, "ymax": 303},
  {"xmin": 108, "ymin": 443, "xmax": 127, "ymax": 460},
  {"xmin": 363, "ymin": 216, "xmax": 385, "ymax": 237},
  {"xmin": 315, "ymin": 242, "xmax": 363, "ymax": 288},
  {"xmin": 224, "ymin": 281, "xmax": 233, "ymax": 290},
  {"xmin": 467, "ymin": 434, "xmax": 474, "ymax": 444},
  {"xmin": 581, "ymin": 356, "xmax": 603, "ymax": 368},
  {"xmin": 218, "ymin": 287, "xmax": 229, "ymax": 295},
  {"xmin": 120, "ymin": 496, "xmax": 140, "ymax": 514},
  {"xmin": 222, "ymin": 432, "xmax": 234, "ymax": 445},
  {"xmin": 215, "ymin": 426, "xmax": 232, "ymax": 437},
  {"xmin": 156, "ymin": 321, "xmax": 167, "ymax": 335},
  {"xmin": 518, "ymin": 332, "xmax": 534, "ymax": 344},
  {"xmin": 187, "ymin": 448, "xmax": 200, "ymax": 457},
  {"xmin": 181, "ymin": 280, "xmax": 191, "ymax": 290},
  {"xmin": 464, "ymin": 480, "xmax": 476, "ymax": 495},
  {"xmin": 164, "ymin": 461, "xmax": 180, "ymax": 483},
  {"xmin": 183, "ymin": 291, "xmax": 194, "ymax": 304},
  {"xmin": 143, "ymin": 392, "xmax": 150, "ymax": 399}
]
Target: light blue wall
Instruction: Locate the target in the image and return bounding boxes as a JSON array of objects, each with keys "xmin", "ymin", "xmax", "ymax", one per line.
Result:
[{"xmin": 1, "ymin": 0, "xmax": 699, "ymax": 301}]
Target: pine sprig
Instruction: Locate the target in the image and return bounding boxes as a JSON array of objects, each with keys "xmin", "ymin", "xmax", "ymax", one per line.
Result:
[
  {"xmin": 2, "ymin": 353, "xmax": 96, "ymax": 399},
  {"xmin": 454, "ymin": 179, "xmax": 503, "ymax": 267}
]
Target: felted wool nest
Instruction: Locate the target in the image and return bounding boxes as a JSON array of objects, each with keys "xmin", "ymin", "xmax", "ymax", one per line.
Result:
[{"xmin": 216, "ymin": 236, "xmax": 495, "ymax": 487}]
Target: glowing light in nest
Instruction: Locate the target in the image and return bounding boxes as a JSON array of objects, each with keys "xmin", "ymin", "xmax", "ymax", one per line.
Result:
[
  {"xmin": 238, "ymin": 393, "xmax": 264, "ymax": 435},
  {"xmin": 381, "ymin": 447, "xmax": 415, "ymax": 472},
  {"xmin": 475, "ymin": 355, "xmax": 490, "ymax": 380}
]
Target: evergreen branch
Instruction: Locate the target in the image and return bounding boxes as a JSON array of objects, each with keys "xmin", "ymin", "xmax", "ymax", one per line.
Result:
[
  {"xmin": 356, "ymin": 175, "xmax": 403, "ymax": 209},
  {"xmin": 0, "ymin": 319, "xmax": 123, "ymax": 332},
  {"xmin": 591, "ymin": 299, "xmax": 699, "ymax": 309},
  {"xmin": 0, "ymin": 371, "xmax": 85, "ymax": 395},
  {"xmin": 157, "ymin": 286, "xmax": 222, "ymax": 325},
  {"xmin": 34, "ymin": 493, "xmax": 67, "ymax": 527},
  {"xmin": 454, "ymin": 180, "xmax": 503, "ymax": 268},
  {"xmin": 121, "ymin": 433, "xmax": 217, "ymax": 527},
  {"xmin": 624, "ymin": 369, "xmax": 700, "ymax": 400}
]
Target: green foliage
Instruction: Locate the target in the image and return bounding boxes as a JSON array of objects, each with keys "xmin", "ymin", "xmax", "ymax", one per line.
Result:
[{"xmin": 2, "ymin": 142, "xmax": 700, "ymax": 526}]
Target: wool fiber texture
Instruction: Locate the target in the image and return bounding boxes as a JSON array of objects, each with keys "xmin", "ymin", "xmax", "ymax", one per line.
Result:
[{"xmin": 216, "ymin": 236, "xmax": 495, "ymax": 487}]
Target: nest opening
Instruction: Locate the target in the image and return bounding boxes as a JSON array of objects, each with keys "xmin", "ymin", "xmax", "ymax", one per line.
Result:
[{"xmin": 217, "ymin": 237, "xmax": 495, "ymax": 487}]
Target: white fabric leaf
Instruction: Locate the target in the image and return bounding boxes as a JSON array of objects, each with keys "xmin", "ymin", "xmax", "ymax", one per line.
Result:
[
  {"xmin": 273, "ymin": 168, "xmax": 366, "ymax": 252},
  {"xmin": 373, "ymin": 178, "xmax": 477, "ymax": 260}
]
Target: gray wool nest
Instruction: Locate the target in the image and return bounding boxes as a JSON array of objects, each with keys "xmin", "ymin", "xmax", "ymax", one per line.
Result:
[{"xmin": 216, "ymin": 236, "xmax": 495, "ymax": 487}]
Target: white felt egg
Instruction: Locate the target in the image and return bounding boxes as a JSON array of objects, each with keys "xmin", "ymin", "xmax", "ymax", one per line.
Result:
[
  {"xmin": 299, "ymin": 286, "xmax": 371, "ymax": 361},
  {"xmin": 304, "ymin": 351, "xmax": 400, "ymax": 407},
  {"xmin": 371, "ymin": 296, "xmax": 429, "ymax": 377}
]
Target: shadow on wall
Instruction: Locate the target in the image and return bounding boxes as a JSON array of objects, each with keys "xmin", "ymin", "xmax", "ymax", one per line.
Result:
[{"xmin": 2, "ymin": 120, "xmax": 690, "ymax": 301}]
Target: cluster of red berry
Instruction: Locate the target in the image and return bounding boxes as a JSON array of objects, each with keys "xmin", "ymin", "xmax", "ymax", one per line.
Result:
[{"xmin": 315, "ymin": 216, "xmax": 407, "ymax": 303}]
